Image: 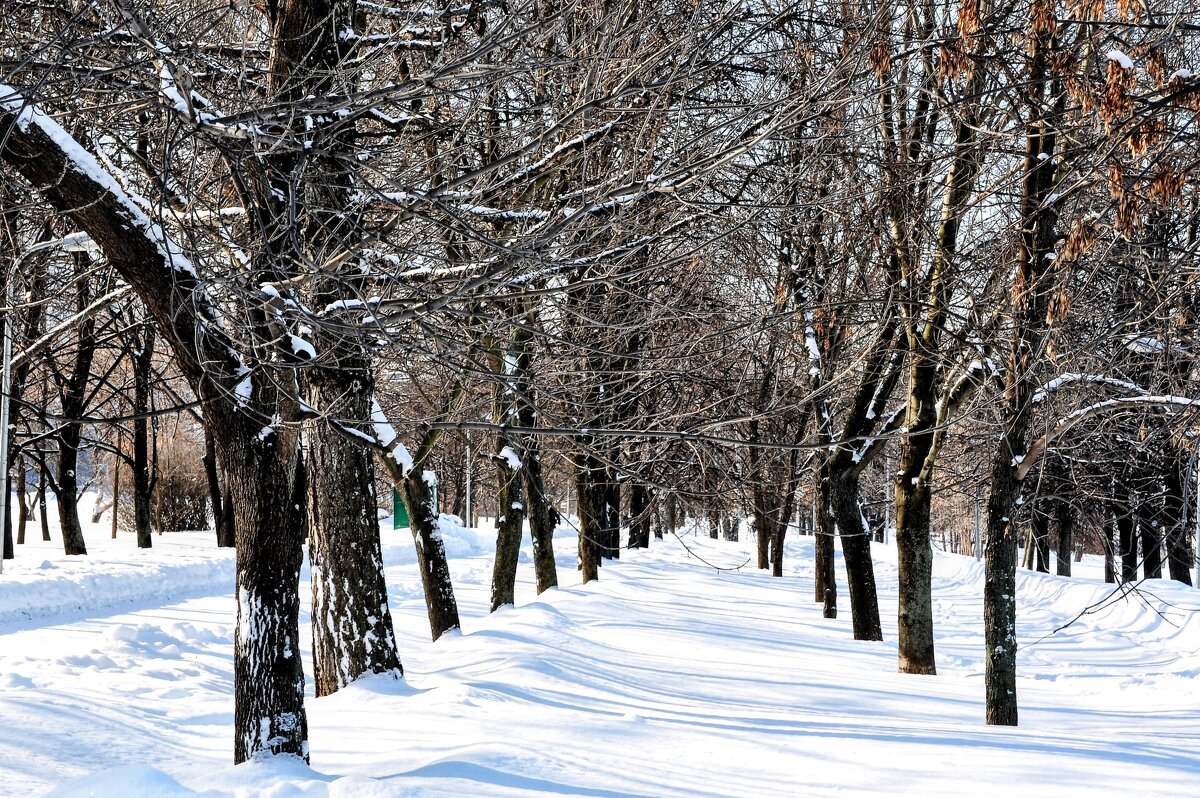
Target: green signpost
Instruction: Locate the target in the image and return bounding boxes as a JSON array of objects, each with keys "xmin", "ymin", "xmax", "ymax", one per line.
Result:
[{"xmin": 392, "ymin": 473, "xmax": 436, "ymax": 529}]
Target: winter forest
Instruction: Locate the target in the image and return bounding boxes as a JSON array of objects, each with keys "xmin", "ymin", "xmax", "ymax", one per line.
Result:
[{"xmin": 0, "ymin": 0, "xmax": 1198, "ymax": 795}]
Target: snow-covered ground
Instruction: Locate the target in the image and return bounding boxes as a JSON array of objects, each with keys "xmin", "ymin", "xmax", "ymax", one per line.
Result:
[{"xmin": 2, "ymin": 497, "xmax": 1198, "ymax": 797}]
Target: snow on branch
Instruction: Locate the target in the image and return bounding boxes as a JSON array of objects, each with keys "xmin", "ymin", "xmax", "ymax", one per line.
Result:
[
  {"xmin": 1033, "ymin": 373, "xmax": 1147, "ymax": 403},
  {"xmin": 0, "ymin": 85, "xmax": 197, "ymax": 278},
  {"xmin": 1018, "ymin": 394, "xmax": 1200, "ymax": 482}
]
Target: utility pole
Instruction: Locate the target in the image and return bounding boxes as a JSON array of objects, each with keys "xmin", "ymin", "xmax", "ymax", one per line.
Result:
[
  {"xmin": 0, "ymin": 271, "xmax": 12, "ymax": 574},
  {"xmin": 465, "ymin": 437, "xmax": 473, "ymax": 528},
  {"xmin": 883, "ymin": 452, "xmax": 891, "ymax": 545}
]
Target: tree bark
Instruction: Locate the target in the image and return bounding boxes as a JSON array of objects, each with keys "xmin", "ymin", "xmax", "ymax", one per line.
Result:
[
  {"xmin": 306, "ymin": 376, "xmax": 403, "ymax": 694},
  {"xmin": 1137, "ymin": 503, "xmax": 1162, "ymax": 580},
  {"xmin": 15, "ymin": 458, "xmax": 28, "ymax": 545},
  {"xmin": 829, "ymin": 467, "xmax": 882, "ymax": 641},
  {"xmin": 1115, "ymin": 505, "xmax": 1137, "ymax": 582},
  {"xmin": 1033, "ymin": 509, "xmax": 1050, "ymax": 573},
  {"xmin": 400, "ymin": 468, "xmax": 461, "ymax": 639},
  {"xmin": 815, "ymin": 462, "xmax": 836, "ymax": 616},
  {"xmin": 1163, "ymin": 451, "xmax": 1192, "ymax": 584},
  {"xmin": 628, "ymin": 482, "xmax": 651, "ymax": 548},
  {"xmin": 984, "ymin": 451, "xmax": 1020, "ymax": 727},
  {"xmin": 573, "ymin": 454, "xmax": 603, "ymax": 583},
  {"xmin": 204, "ymin": 425, "xmax": 234, "ymax": 548},
  {"xmin": 1, "ymin": 88, "xmax": 313, "ymax": 763},
  {"xmin": 37, "ymin": 466, "xmax": 49, "ymax": 542},
  {"xmin": 490, "ymin": 433, "xmax": 526, "ymax": 611},
  {"xmin": 983, "ymin": 0, "xmax": 1059, "ymax": 725},
  {"xmin": 895, "ymin": 472, "xmax": 935, "ymax": 673},
  {"xmin": 223, "ymin": 424, "xmax": 308, "ymax": 764},
  {"xmin": 1053, "ymin": 497, "xmax": 1073, "ymax": 577},
  {"xmin": 132, "ymin": 320, "xmax": 155, "ymax": 548},
  {"xmin": 522, "ymin": 441, "xmax": 559, "ymax": 593}
]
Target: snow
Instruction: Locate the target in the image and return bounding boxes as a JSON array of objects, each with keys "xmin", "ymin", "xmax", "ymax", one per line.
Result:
[
  {"xmin": 288, "ymin": 334, "xmax": 317, "ymax": 360},
  {"xmin": 2, "ymin": 497, "xmax": 1199, "ymax": 797},
  {"xmin": 1107, "ymin": 49, "xmax": 1134, "ymax": 70},
  {"xmin": 498, "ymin": 445, "xmax": 522, "ymax": 471},
  {"xmin": 233, "ymin": 367, "xmax": 253, "ymax": 406},
  {"xmin": 0, "ymin": 85, "xmax": 198, "ymax": 278}
]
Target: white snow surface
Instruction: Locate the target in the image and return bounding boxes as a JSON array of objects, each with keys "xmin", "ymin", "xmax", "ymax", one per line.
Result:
[{"xmin": 1, "ymin": 496, "xmax": 1198, "ymax": 797}]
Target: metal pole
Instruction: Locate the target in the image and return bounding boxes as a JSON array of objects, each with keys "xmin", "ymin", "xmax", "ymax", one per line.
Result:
[
  {"xmin": 465, "ymin": 438, "xmax": 473, "ymax": 528},
  {"xmin": 1194, "ymin": 447, "xmax": 1199, "ymax": 588},
  {"xmin": 883, "ymin": 453, "xmax": 891, "ymax": 545},
  {"xmin": 0, "ymin": 274, "xmax": 13, "ymax": 575}
]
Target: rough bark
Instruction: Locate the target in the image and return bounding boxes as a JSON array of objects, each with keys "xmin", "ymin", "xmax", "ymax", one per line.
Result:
[
  {"xmin": 815, "ymin": 462, "xmax": 836, "ymax": 617},
  {"xmin": 572, "ymin": 450, "xmax": 608, "ymax": 582},
  {"xmin": 829, "ymin": 467, "xmax": 882, "ymax": 641},
  {"xmin": 37, "ymin": 466, "xmax": 49, "ymax": 542},
  {"xmin": 398, "ymin": 467, "xmax": 461, "ymax": 639},
  {"xmin": 895, "ymin": 472, "xmax": 935, "ymax": 673},
  {"xmin": 984, "ymin": 452, "xmax": 1020, "ymax": 727},
  {"xmin": 204, "ymin": 425, "xmax": 235, "ymax": 548},
  {"xmin": 15, "ymin": 459, "xmax": 28, "ymax": 545},
  {"xmin": 1103, "ymin": 514, "xmax": 1116, "ymax": 584},
  {"xmin": 628, "ymin": 482, "xmax": 651, "ymax": 548},
  {"xmin": 1053, "ymin": 497, "xmax": 1074, "ymax": 577},
  {"xmin": 982, "ymin": 2, "xmax": 1059, "ymax": 725},
  {"xmin": 51, "ymin": 267, "xmax": 96, "ymax": 556},
  {"xmin": 490, "ymin": 434, "xmax": 526, "ymax": 611},
  {"xmin": 223, "ymin": 424, "xmax": 308, "ymax": 764},
  {"xmin": 132, "ymin": 321, "xmax": 155, "ymax": 548},
  {"xmin": 306, "ymin": 371, "xmax": 403, "ymax": 695},
  {"xmin": 1, "ymin": 88, "xmax": 312, "ymax": 763},
  {"xmin": 1033, "ymin": 510, "xmax": 1050, "ymax": 573},
  {"xmin": 1115, "ymin": 505, "xmax": 1137, "ymax": 582},
  {"xmin": 1163, "ymin": 451, "xmax": 1192, "ymax": 584},
  {"xmin": 1137, "ymin": 503, "xmax": 1162, "ymax": 580},
  {"xmin": 522, "ymin": 443, "xmax": 560, "ymax": 593}
]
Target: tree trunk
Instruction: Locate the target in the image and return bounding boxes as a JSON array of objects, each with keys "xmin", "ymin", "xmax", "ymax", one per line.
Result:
[
  {"xmin": 1137, "ymin": 503, "xmax": 1162, "ymax": 580},
  {"xmin": 1053, "ymin": 497, "xmax": 1073, "ymax": 577},
  {"xmin": 628, "ymin": 482, "xmax": 651, "ymax": 548},
  {"xmin": 16, "ymin": 459, "xmax": 28, "ymax": 545},
  {"xmin": 490, "ymin": 435, "xmax": 526, "ymax": 611},
  {"xmin": 400, "ymin": 467, "xmax": 461, "ymax": 639},
  {"xmin": 982, "ymin": 3, "xmax": 1058, "ymax": 725},
  {"xmin": 204, "ymin": 425, "xmax": 234, "ymax": 548},
  {"xmin": 37, "ymin": 466, "xmax": 49, "ymax": 542},
  {"xmin": 984, "ymin": 451, "xmax": 1020, "ymax": 727},
  {"xmin": 707, "ymin": 508, "xmax": 720, "ymax": 540},
  {"xmin": 222, "ymin": 424, "xmax": 308, "ymax": 764},
  {"xmin": 755, "ymin": 503, "xmax": 770, "ymax": 569},
  {"xmin": 574, "ymin": 456, "xmax": 603, "ymax": 583},
  {"xmin": 1116, "ymin": 505, "xmax": 1137, "ymax": 582},
  {"xmin": 109, "ymin": 451, "xmax": 119, "ymax": 539},
  {"xmin": 1103, "ymin": 514, "xmax": 1116, "ymax": 584},
  {"xmin": 132, "ymin": 322, "xmax": 155, "ymax": 549},
  {"xmin": 57, "ymin": 422, "xmax": 87, "ymax": 556},
  {"xmin": 305, "ymin": 371, "xmax": 403, "ymax": 695},
  {"xmin": 1163, "ymin": 451, "xmax": 1192, "ymax": 584},
  {"xmin": 522, "ymin": 440, "xmax": 559, "ymax": 593},
  {"xmin": 829, "ymin": 467, "xmax": 882, "ymax": 641},
  {"xmin": 603, "ymin": 474, "xmax": 621, "ymax": 558},
  {"xmin": 815, "ymin": 464, "xmax": 836, "ymax": 616},
  {"xmin": 1033, "ymin": 509, "xmax": 1050, "ymax": 573},
  {"xmin": 895, "ymin": 472, "xmax": 935, "ymax": 673},
  {"xmin": 2, "ymin": 472, "xmax": 11, "ymax": 559}
]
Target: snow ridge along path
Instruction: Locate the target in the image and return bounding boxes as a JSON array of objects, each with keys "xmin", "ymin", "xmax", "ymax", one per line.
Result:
[{"xmin": 1, "ymin": 513, "xmax": 1198, "ymax": 797}]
